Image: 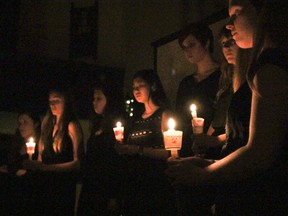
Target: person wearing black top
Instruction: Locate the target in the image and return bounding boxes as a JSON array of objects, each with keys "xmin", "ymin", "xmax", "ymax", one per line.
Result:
[
  {"xmin": 192, "ymin": 28, "xmax": 252, "ymax": 160},
  {"xmin": 117, "ymin": 69, "xmax": 177, "ymax": 216},
  {"xmin": 77, "ymin": 85, "xmax": 122, "ymax": 216},
  {"xmin": 175, "ymin": 22, "xmax": 220, "ymax": 157},
  {"xmin": 174, "ymin": 23, "xmax": 221, "ymax": 216},
  {"xmin": 0, "ymin": 111, "xmax": 41, "ymax": 215},
  {"xmin": 23, "ymin": 87, "xmax": 84, "ymax": 216}
]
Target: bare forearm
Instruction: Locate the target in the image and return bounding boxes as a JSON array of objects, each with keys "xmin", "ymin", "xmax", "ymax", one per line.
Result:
[
  {"xmin": 206, "ymin": 143, "xmax": 274, "ymax": 185},
  {"xmin": 43, "ymin": 159, "xmax": 80, "ymax": 172},
  {"xmin": 23, "ymin": 159, "xmax": 81, "ymax": 173}
]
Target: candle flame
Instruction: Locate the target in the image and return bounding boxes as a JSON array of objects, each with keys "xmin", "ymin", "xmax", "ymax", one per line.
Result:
[
  {"xmin": 190, "ymin": 104, "xmax": 196, "ymax": 112},
  {"xmin": 29, "ymin": 137, "xmax": 34, "ymax": 143},
  {"xmin": 116, "ymin": 121, "xmax": 122, "ymax": 128},
  {"xmin": 168, "ymin": 118, "xmax": 175, "ymax": 130}
]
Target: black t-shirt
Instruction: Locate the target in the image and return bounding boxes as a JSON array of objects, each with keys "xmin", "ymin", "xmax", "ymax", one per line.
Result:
[
  {"xmin": 127, "ymin": 108, "xmax": 164, "ymax": 149},
  {"xmin": 176, "ymin": 69, "xmax": 221, "ymax": 156}
]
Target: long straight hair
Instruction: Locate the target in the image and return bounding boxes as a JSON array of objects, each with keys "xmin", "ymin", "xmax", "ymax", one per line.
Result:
[
  {"xmin": 247, "ymin": 0, "xmax": 288, "ymax": 92},
  {"xmin": 216, "ymin": 27, "xmax": 234, "ymax": 100},
  {"xmin": 41, "ymin": 88, "xmax": 77, "ymax": 153}
]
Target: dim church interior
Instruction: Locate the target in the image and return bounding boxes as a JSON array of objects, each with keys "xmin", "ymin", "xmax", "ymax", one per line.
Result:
[{"xmin": 0, "ymin": 1, "xmax": 228, "ymax": 214}]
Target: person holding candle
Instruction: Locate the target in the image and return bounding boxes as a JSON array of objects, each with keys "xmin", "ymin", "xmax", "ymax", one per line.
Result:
[
  {"xmin": 77, "ymin": 84, "xmax": 122, "ymax": 216},
  {"xmin": 0, "ymin": 111, "xmax": 41, "ymax": 215},
  {"xmin": 117, "ymin": 69, "xmax": 177, "ymax": 215},
  {"xmin": 113, "ymin": 121, "xmax": 124, "ymax": 143},
  {"xmin": 167, "ymin": 0, "xmax": 288, "ymax": 215},
  {"xmin": 163, "ymin": 118, "xmax": 183, "ymax": 158},
  {"xmin": 175, "ymin": 22, "xmax": 221, "ymax": 157},
  {"xmin": 192, "ymin": 26, "xmax": 252, "ymax": 159},
  {"xmin": 2, "ymin": 111, "xmax": 41, "ymax": 173},
  {"xmin": 22, "ymin": 86, "xmax": 84, "ymax": 215}
]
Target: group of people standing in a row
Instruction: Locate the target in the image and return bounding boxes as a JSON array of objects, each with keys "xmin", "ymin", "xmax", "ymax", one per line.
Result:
[{"xmin": 1, "ymin": 0, "xmax": 288, "ymax": 215}]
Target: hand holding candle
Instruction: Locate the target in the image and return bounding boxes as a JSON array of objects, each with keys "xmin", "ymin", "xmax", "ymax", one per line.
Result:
[
  {"xmin": 26, "ymin": 137, "xmax": 36, "ymax": 160},
  {"xmin": 163, "ymin": 118, "xmax": 183, "ymax": 158},
  {"xmin": 190, "ymin": 104, "xmax": 205, "ymax": 157},
  {"xmin": 113, "ymin": 121, "xmax": 124, "ymax": 142}
]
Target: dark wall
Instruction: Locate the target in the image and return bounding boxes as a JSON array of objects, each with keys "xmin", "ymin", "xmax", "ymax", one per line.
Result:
[
  {"xmin": 0, "ymin": 56, "xmax": 125, "ymax": 119},
  {"xmin": 0, "ymin": 0, "xmax": 20, "ymax": 59}
]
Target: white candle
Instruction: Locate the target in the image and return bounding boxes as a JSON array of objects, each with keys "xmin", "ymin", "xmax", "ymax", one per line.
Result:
[
  {"xmin": 192, "ymin": 117, "xmax": 205, "ymax": 134},
  {"xmin": 190, "ymin": 104, "xmax": 197, "ymax": 119},
  {"xmin": 26, "ymin": 137, "xmax": 36, "ymax": 160},
  {"xmin": 163, "ymin": 118, "xmax": 183, "ymax": 158},
  {"xmin": 113, "ymin": 121, "xmax": 124, "ymax": 142}
]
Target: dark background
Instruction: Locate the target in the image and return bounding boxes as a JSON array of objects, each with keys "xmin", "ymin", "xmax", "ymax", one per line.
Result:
[
  {"xmin": 0, "ymin": 56, "xmax": 125, "ymax": 119},
  {"xmin": 0, "ymin": 1, "xmax": 125, "ymax": 119}
]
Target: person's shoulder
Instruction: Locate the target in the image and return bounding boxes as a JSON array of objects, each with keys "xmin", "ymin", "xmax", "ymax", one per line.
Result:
[
  {"xmin": 68, "ymin": 120, "xmax": 83, "ymax": 133},
  {"xmin": 254, "ymin": 63, "xmax": 288, "ymax": 97},
  {"xmin": 258, "ymin": 48, "xmax": 288, "ymax": 70}
]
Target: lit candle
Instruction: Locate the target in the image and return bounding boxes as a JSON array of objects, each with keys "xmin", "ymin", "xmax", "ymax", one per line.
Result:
[
  {"xmin": 26, "ymin": 137, "xmax": 36, "ymax": 160},
  {"xmin": 190, "ymin": 104, "xmax": 197, "ymax": 119},
  {"xmin": 192, "ymin": 117, "xmax": 205, "ymax": 134},
  {"xmin": 163, "ymin": 118, "xmax": 183, "ymax": 158},
  {"xmin": 113, "ymin": 121, "xmax": 124, "ymax": 142}
]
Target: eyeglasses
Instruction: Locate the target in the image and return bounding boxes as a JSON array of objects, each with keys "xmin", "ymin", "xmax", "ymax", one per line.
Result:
[{"xmin": 221, "ymin": 39, "xmax": 236, "ymax": 48}]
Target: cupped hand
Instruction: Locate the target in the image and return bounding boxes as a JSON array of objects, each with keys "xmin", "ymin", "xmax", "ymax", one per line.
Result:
[
  {"xmin": 166, "ymin": 156, "xmax": 213, "ymax": 186},
  {"xmin": 16, "ymin": 169, "xmax": 27, "ymax": 176}
]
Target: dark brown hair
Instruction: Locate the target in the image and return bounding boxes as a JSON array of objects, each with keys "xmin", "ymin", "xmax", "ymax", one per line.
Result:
[
  {"xmin": 132, "ymin": 69, "xmax": 170, "ymax": 109},
  {"xmin": 178, "ymin": 22, "xmax": 214, "ymax": 53}
]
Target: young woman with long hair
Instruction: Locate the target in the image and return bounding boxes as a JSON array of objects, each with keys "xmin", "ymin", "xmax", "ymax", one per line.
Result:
[
  {"xmin": 23, "ymin": 86, "xmax": 84, "ymax": 215},
  {"xmin": 117, "ymin": 69, "xmax": 177, "ymax": 215}
]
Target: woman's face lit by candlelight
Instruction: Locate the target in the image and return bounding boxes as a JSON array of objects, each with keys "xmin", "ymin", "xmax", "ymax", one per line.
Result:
[
  {"xmin": 49, "ymin": 92, "xmax": 65, "ymax": 117},
  {"xmin": 18, "ymin": 114, "xmax": 37, "ymax": 140},
  {"xmin": 93, "ymin": 89, "xmax": 107, "ymax": 114},
  {"xmin": 132, "ymin": 77, "xmax": 150, "ymax": 104},
  {"xmin": 226, "ymin": 0, "xmax": 257, "ymax": 49},
  {"xmin": 221, "ymin": 36, "xmax": 239, "ymax": 65}
]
